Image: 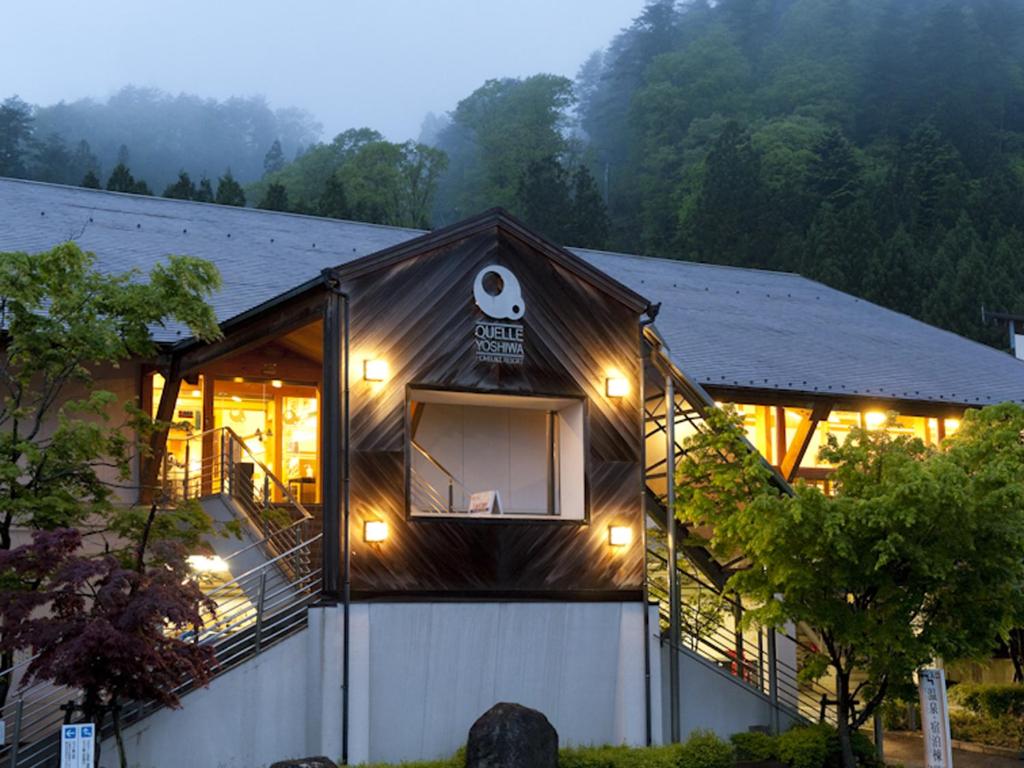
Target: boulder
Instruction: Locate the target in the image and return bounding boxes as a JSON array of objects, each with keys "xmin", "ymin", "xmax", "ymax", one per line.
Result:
[
  {"xmin": 466, "ymin": 702, "xmax": 558, "ymax": 768},
  {"xmin": 268, "ymin": 758, "xmax": 335, "ymax": 768}
]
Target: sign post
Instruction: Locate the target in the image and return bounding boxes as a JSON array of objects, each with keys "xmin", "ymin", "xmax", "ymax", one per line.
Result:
[
  {"xmin": 61, "ymin": 723, "xmax": 95, "ymax": 768},
  {"xmin": 918, "ymin": 668, "xmax": 953, "ymax": 768}
]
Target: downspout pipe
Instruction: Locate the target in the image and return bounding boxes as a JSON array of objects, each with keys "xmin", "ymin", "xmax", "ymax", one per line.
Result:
[
  {"xmin": 321, "ymin": 269, "xmax": 352, "ymax": 765},
  {"xmin": 639, "ymin": 302, "xmax": 660, "ymax": 746}
]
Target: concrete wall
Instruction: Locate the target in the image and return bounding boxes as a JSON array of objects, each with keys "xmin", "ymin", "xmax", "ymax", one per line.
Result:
[
  {"xmin": 106, "ymin": 600, "xmax": 654, "ymax": 767},
  {"xmin": 357, "ymin": 601, "xmax": 649, "ymax": 764},
  {"xmin": 113, "ymin": 627, "xmax": 310, "ymax": 768},
  {"xmin": 660, "ymin": 643, "xmax": 801, "ymax": 742}
]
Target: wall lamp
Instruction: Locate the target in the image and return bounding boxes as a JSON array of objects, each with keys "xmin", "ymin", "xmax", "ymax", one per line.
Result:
[
  {"xmin": 608, "ymin": 525, "xmax": 633, "ymax": 547},
  {"xmin": 364, "ymin": 519, "xmax": 389, "ymax": 543},
  {"xmin": 363, "ymin": 359, "xmax": 388, "ymax": 382},
  {"xmin": 605, "ymin": 376, "xmax": 629, "ymax": 398}
]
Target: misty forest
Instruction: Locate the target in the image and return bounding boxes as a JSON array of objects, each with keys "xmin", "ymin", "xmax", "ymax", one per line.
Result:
[{"xmin": 3, "ymin": 0, "xmax": 1024, "ymax": 348}]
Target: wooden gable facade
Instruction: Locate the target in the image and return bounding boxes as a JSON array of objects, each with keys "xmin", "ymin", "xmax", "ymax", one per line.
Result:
[{"xmin": 333, "ymin": 212, "xmax": 651, "ymax": 600}]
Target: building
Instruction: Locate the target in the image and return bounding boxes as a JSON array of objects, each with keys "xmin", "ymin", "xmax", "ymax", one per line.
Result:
[{"xmin": 0, "ymin": 178, "xmax": 1022, "ymax": 766}]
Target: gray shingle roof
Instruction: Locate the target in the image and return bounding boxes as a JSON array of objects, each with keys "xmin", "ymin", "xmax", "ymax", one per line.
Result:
[{"xmin": 1, "ymin": 177, "xmax": 1021, "ymax": 407}]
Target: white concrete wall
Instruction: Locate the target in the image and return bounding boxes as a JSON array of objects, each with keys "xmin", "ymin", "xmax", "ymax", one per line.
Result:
[
  {"xmin": 104, "ymin": 600, "xmax": 653, "ymax": 767},
  {"xmin": 112, "ymin": 626, "xmax": 311, "ymax": 768},
  {"xmin": 359, "ymin": 601, "xmax": 648, "ymax": 764},
  {"xmin": 660, "ymin": 643, "xmax": 801, "ymax": 741}
]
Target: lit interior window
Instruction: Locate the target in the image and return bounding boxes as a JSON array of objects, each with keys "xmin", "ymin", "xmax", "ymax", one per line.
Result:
[{"xmin": 408, "ymin": 389, "xmax": 585, "ymax": 519}]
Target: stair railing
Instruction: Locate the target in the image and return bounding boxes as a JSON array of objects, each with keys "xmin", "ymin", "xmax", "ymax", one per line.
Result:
[{"xmin": 0, "ymin": 531, "xmax": 323, "ymax": 768}]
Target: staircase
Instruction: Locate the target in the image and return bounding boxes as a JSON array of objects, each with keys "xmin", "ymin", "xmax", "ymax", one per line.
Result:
[
  {"xmin": 643, "ymin": 353, "xmax": 837, "ymax": 731},
  {"xmin": 0, "ymin": 427, "xmax": 322, "ymax": 768}
]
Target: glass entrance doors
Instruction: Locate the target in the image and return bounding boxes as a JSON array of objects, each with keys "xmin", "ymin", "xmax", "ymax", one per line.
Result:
[
  {"xmin": 150, "ymin": 372, "xmax": 320, "ymax": 505},
  {"xmin": 212, "ymin": 379, "xmax": 320, "ymax": 504}
]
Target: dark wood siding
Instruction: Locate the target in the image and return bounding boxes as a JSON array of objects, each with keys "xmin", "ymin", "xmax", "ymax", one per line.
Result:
[{"xmin": 342, "ymin": 226, "xmax": 644, "ymax": 599}]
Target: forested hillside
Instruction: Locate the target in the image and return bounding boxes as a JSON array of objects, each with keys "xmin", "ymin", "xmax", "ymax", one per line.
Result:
[
  {"xmin": 564, "ymin": 0, "xmax": 1024, "ymax": 347},
  {"xmin": 3, "ymin": 0, "xmax": 1024, "ymax": 347},
  {"xmin": 0, "ymin": 87, "xmax": 320, "ymax": 190}
]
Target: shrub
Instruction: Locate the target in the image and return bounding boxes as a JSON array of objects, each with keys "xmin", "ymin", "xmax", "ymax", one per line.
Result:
[
  {"xmin": 731, "ymin": 731, "xmax": 778, "ymax": 761},
  {"xmin": 879, "ymin": 698, "xmax": 919, "ymax": 731},
  {"xmin": 677, "ymin": 730, "xmax": 733, "ymax": 768},
  {"xmin": 949, "ymin": 710, "xmax": 1024, "ymax": 749},
  {"xmin": 776, "ymin": 725, "xmax": 830, "ymax": 768},
  {"xmin": 560, "ymin": 743, "xmax": 682, "ymax": 768},
  {"xmin": 949, "ymin": 683, "xmax": 1024, "ymax": 718}
]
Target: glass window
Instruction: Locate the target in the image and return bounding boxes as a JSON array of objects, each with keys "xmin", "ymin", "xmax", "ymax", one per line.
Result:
[{"xmin": 408, "ymin": 389, "xmax": 586, "ymax": 519}]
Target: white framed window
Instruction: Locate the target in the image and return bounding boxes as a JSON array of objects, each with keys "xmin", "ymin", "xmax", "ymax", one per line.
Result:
[{"xmin": 407, "ymin": 388, "xmax": 586, "ymax": 520}]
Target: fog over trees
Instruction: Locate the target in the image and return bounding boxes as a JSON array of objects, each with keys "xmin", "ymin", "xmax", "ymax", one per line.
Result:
[{"xmin": 3, "ymin": 0, "xmax": 1024, "ymax": 347}]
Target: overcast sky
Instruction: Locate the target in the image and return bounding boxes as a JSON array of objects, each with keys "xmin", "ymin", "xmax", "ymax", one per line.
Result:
[{"xmin": 4, "ymin": 1, "xmax": 648, "ymax": 142}]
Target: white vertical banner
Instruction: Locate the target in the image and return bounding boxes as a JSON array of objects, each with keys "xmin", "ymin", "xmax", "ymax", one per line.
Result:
[
  {"xmin": 918, "ymin": 668, "xmax": 953, "ymax": 768},
  {"xmin": 60, "ymin": 723, "xmax": 95, "ymax": 768}
]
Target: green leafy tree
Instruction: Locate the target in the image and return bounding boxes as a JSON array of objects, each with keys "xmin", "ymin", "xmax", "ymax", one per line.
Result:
[
  {"xmin": 0, "ymin": 242, "xmax": 222, "ymax": 716},
  {"xmin": 0, "ymin": 97, "xmax": 34, "ymax": 178},
  {"xmin": 568, "ymin": 164, "xmax": 609, "ymax": 248},
  {"xmin": 215, "ymin": 170, "xmax": 246, "ymax": 206},
  {"xmin": 318, "ymin": 172, "xmax": 349, "ymax": 219},
  {"xmin": 514, "ymin": 156, "xmax": 572, "ymax": 242},
  {"xmin": 434, "ymin": 74, "xmax": 574, "ymax": 220},
  {"xmin": 263, "ymin": 139, "xmax": 285, "ymax": 175},
  {"xmin": 258, "ymin": 181, "xmax": 290, "ymax": 211},
  {"xmin": 163, "ymin": 170, "xmax": 197, "ymax": 200},
  {"xmin": 194, "ymin": 176, "xmax": 214, "ymax": 203},
  {"xmin": 105, "ymin": 163, "xmax": 151, "ymax": 195},
  {"xmin": 675, "ymin": 405, "xmax": 1024, "ymax": 768}
]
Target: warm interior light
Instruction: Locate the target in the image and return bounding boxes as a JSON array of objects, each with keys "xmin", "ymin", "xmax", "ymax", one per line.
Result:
[
  {"xmin": 271, "ymin": 379, "xmax": 283, "ymax": 389},
  {"xmin": 187, "ymin": 555, "xmax": 230, "ymax": 574},
  {"xmin": 230, "ymin": 394, "xmax": 242, "ymax": 403},
  {"xmin": 191, "ymin": 389, "xmax": 202, "ymax": 398},
  {"xmin": 233, "ymin": 376, "xmax": 244, "ymax": 383},
  {"xmin": 608, "ymin": 525, "xmax": 633, "ymax": 547},
  {"xmin": 363, "ymin": 359, "xmax": 388, "ymax": 382},
  {"xmin": 364, "ymin": 519, "xmax": 388, "ymax": 543},
  {"xmin": 605, "ymin": 377, "xmax": 629, "ymax": 398},
  {"xmin": 945, "ymin": 418, "xmax": 961, "ymax": 433},
  {"xmin": 864, "ymin": 411, "xmax": 887, "ymax": 429}
]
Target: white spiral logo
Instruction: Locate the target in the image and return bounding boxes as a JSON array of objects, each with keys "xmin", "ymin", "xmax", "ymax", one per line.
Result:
[{"xmin": 473, "ymin": 265, "xmax": 525, "ymax": 320}]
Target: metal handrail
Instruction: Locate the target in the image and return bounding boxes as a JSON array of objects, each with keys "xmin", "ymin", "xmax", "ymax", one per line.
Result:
[
  {"xmin": 0, "ymin": 532, "xmax": 323, "ymax": 768},
  {"xmin": 647, "ymin": 547, "xmax": 837, "ymax": 725}
]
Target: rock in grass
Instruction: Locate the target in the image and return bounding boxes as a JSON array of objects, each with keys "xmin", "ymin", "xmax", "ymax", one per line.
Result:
[
  {"xmin": 466, "ymin": 702, "xmax": 558, "ymax": 768},
  {"xmin": 269, "ymin": 758, "xmax": 336, "ymax": 768}
]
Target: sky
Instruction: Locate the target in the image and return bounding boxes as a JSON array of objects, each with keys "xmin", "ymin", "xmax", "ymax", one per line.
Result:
[{"xmin": 3, "ymin": 0, "xmax": 649, "ymax": 142}]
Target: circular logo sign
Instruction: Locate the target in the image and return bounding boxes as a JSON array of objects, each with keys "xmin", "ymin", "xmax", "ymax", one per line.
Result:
[{"xmin": 473, "ymin": 265, "xmax": 525, "ymax": 320}]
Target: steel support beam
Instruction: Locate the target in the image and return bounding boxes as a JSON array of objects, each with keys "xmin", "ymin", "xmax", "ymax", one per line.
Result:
[
  {"xmin": 666, "ymin": 373, "xmax": 681, "ymax": 743},
  {"xmin": 321, "ymin": 289, "xmax": 343, "ymax": 601}
]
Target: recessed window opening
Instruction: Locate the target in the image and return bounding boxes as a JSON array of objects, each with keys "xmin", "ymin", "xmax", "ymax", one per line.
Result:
[{"xmin": 408, "ymin": 389, "xmax": 585, "ymax": 520}]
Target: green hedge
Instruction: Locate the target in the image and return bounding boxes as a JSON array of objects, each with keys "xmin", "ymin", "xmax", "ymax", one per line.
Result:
[
  {"xmin": 949, "ymin": 683, "xmax": 1024, "ymax": 718},
  {"xmin": 949, "ymin": 710, "xmax": 1024, "ymax": 750},
  {"xmin": 560, "ymin": 743, "xmax": 682, "ymax": 767},
  {"xmin": 353, "ymin": 725, "xmax": 888, "ymax": 768}
]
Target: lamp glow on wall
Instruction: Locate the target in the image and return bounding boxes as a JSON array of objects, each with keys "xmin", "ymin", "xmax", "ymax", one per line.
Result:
[
  {"xmin": 864, "ymin": 411, "xmax": 887, "ymax": 430},
  {"xmin": 605, "ymin": 376, "xmax": 629, "ymax": 398},
  {"xmin": 608, "ymin": 525, "xmax": 633, "ymax": 547},
  {"xmin": 364, "ymin": 519, "xmax": 388, "ymax": 543},
  {"xmin": 363, "ymin": 359, "xmax": 388, "ymax": 383}
]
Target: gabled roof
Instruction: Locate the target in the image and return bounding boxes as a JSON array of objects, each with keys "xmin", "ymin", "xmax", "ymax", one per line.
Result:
[{"xmin": 1, "ymin": 177, "xmax": 1022, "ymax": 408}]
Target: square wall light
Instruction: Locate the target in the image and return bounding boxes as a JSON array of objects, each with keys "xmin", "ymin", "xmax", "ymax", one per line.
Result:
[
  {"xmin": 605, "ymin": 376, "xmax": 629, "ymax": 398},
  {"xmin": 364, "ymin": 519, "xmax": 388, "ymax": 543},
  {"xmin": 608, "ymin": 525, "xmax": 633, "ymax": 547},
  {"xmin": 363, "ymin": 359, "xmax": 388, "ymax": 382}
]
